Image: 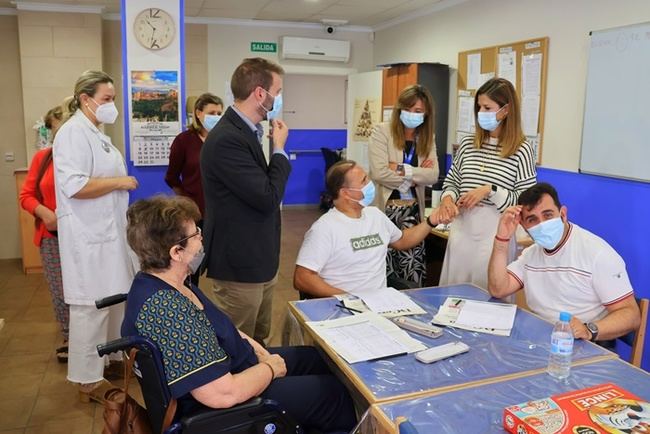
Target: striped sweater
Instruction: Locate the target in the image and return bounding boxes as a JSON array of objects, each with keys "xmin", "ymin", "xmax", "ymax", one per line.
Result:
[{"xmin": 442, "ymin": 136, "xmax": 537, "ymax": 211}]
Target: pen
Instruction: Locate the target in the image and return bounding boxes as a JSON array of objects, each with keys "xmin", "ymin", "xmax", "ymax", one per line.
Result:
[
  {"xmin": 335, "ymin": 303, "xmax": 363, "ymax": 314},
  {"xmin": 454, "ymin": 299, "xmax": 462, "ymax": 306}
]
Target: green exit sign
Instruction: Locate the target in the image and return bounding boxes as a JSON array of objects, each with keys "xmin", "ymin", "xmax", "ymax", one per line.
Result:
[{"xmin": 251, "ymin": 42, "xmax": 277, "ymax": 53}]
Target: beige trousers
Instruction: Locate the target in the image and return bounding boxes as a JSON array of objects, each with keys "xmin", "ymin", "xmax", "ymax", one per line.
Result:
[
  {"xmin": 212, "ymin": 273, "xmax": 278, "ymax": 344},
  {"xmin": 67, "ymin": 303, "xmax": 123, "ymax": 384}
]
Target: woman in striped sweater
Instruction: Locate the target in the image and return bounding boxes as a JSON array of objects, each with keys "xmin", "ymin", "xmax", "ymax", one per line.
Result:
[{"xmin": 438, "ymin": 78, "xmax": 536, "ymax": 290}]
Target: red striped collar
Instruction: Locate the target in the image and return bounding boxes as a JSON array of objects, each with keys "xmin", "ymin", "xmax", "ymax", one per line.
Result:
[{"xmin": 543, "ymin": 222, "xmax": 573, "ymax": 256}]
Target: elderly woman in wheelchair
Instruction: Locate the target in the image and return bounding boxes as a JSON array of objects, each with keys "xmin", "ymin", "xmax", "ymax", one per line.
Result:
[{"xmin": 121, "ymin": 195, "xmax": 356, "ymax": 433}]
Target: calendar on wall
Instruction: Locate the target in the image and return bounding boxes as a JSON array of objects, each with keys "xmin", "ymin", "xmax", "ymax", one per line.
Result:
[
  {"xmin": 129, "ymin": 70, "xmax": 181, "ymax": 166},
  {"xmin": 132, "ymin": 135, "xmax": 175, "ymax": 166}
]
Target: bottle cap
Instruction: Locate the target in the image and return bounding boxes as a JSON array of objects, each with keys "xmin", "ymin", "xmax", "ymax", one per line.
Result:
[{"xmin": 559, "ymin": 311, "xmax": 571, "ymax": 322}]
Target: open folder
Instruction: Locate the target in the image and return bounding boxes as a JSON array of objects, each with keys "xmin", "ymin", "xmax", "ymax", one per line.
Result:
[
  {"xmin": 432, "ymin": 297, "xmax": 517, "ymax": 336},
  {"xmin": 306, "ymin": 312, "xmax": 426, "ymax": 364}
]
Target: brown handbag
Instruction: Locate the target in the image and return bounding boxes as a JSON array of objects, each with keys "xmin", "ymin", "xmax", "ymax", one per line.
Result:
[{"xmin": 102, "ymin": 348, "xmax": 152, "ymax": 434}]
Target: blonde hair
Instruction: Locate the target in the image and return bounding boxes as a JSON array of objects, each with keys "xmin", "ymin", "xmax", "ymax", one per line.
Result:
[
  {"xmin": 474, "ymin": 78, "xmax": 525, "ymax": 158},
  {"xmin": 389, "ymin": 85, "xmax": 435, "ymax": 158},
  {"xmin": 66, "ymin": 70, "xmax": 113, "ymax": 113},
  {"xmin": 190, "ymin": 93, "xmax": 223, "ymax": 132}
]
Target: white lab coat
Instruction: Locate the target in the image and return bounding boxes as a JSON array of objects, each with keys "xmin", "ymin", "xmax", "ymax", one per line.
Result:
[{"xmin": 53, "ymin": 110, "xmax": 135, "ymax": 305}]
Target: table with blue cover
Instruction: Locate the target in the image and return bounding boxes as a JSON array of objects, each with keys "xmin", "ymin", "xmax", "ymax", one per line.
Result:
[
  {"xmin": 288, "ymin": 284, "xmax": 615, "ymax": 404},
  {"xmin": 371, "ymin": 358, "xmax": 650, "ymax": 433}
]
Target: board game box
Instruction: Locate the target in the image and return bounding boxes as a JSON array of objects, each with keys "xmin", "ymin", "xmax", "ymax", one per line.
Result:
[{"xmin": 503, "ymin": 383, "xmax": 650, "ymax": 434}]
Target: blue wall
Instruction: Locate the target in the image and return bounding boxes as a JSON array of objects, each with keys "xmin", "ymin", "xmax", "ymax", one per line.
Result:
[
  {"xmin": 283, "ymin": 129, "xmax": 347, "ymax": 205},
  {"xmin": 445, "ymin": 155, "xmax": 650, "ymax": 369}
]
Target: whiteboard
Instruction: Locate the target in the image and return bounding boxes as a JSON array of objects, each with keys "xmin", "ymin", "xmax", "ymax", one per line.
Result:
[{"xmin": 580, "ymin": 22, "xmax": 650, "ymax": 182}]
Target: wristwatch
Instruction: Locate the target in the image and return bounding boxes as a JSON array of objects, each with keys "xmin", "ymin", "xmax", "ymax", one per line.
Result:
[
  {"xmin": 585, "ymin": 322, "xmax": 599, "ymax": 341},
  {"xmin": 425, "ymin": 215, "xmax": 436, "ymax": 228}
]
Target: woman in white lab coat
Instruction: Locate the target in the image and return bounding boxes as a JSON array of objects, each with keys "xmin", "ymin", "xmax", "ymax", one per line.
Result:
[{"xmin": 53, "ymin": 70, "xmax": 138, "ymax": 403}]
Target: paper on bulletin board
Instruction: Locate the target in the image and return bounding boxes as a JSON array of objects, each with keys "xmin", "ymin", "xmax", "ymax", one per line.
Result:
[
  {"xmin": 467, "ymin": 53, "xmax": 481, "ymax": 89},
  {"xmin": 498, "ymin": 50, "xmax": 517, "ymax": 88},
  {"xmin": 457, "ymin": 95, "xmax": 475, "ymax": 133},
  {"xmin": 456, "ymin": 131, "xmax": 470, "ymax": 145},
  {"xmin": 522, "ymin": 53, "xmax": 542, "ymax": 96},
  {"xmin": 353, "ymin": 98, "xmax": 380, "ymax": 142},
  {"xmin": 383, "ymin": 107, "xmax": 393, "ymax": 122},
  {"xmin": 527, "ymin": 134, "xmax": 540, "ymax": 163},
  {"xmin": 478, "ymin": 72, "xmax": 494, "ymax": 89},
  {"xmin": 521, "ymin": 94, "xmax": 540, "ymax": 137}
]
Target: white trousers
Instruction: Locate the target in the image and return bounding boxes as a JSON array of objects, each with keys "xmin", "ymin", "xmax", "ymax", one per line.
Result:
[
  {"xmin": 440, "ymin": 205, "xmax": 516, "ymax": 291},
  {"xmin": 67, "ymin": 303, "xmax": 123, "ymax": 384}
]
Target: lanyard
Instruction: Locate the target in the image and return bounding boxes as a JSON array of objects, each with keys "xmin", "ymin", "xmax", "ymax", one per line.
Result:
[{"xmin": 403, "ymin": 142, "xmax": 415, "ymax": 165}]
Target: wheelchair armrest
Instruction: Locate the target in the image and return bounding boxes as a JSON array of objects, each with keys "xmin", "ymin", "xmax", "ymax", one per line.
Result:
[
  {"xmin": 96, "ymin": 293, "xmax": 128, "ymax": 309},
  {"xmin": 97, "ymin": 336, "xmax": 136, "ymax": 357},
  {"xmin": 180, "ymin": 397, "xmax": 264, "ymax": 424}
]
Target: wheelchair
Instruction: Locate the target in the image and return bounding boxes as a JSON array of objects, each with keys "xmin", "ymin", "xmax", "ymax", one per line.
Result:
[{"xmin": 96, "ymin": 294, "xmax": 302, "ymax": 434}]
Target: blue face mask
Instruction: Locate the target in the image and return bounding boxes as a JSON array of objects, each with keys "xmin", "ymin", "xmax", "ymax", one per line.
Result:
[
  {"xmin": 527, "ymin": 217, "xmax": 565, "ymax": 250},
  {"xmin": 202, "ymin": 114, "xmax": 221, "ymax": 131},
  {"xmin": 477, "ymin": 105, "xmax": 507, "ymax": 131},
  {"xmin": 400, "ymin": 111, "xmax": 425, "ymax": 129},
  {"xmin": 261, "ymin": 89, "xmax": 283, "ymax": 120},
  {"xmin": 348, "ymin": 181, "xmax": 376, "ymax": 207}
]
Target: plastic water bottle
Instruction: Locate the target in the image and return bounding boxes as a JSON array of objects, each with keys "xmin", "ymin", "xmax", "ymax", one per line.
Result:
[{"xmin": 547, "ymin": 311, "xmax": 574, "ymax": 379}]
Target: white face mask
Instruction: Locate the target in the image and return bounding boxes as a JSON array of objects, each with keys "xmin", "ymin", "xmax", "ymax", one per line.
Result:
[{"xmin": 90, "ymin": 98, "xmax": 119, "ymax": 124}]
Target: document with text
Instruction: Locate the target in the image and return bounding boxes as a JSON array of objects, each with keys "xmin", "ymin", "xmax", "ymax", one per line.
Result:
[{"xmin": 306, "ymin": 312, "xmax": 426, "ymax": 363}]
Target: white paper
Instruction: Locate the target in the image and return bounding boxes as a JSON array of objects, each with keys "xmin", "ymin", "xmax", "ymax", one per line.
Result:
[
  {"xmin": 383, "ymin": 107, "xmax": 393, "ymax": 122},
  {"xmin": 432, "ymin": 297, "xmax": 511, "ymax": 336},
  {"xmin": 457, "ymin": 95, "xmax": 475, "ymax": 133},
  {"xmin": 306, "ymin": 312, "xmax": 426, "ymax": 363},
  {"xmin": 455, "ymin": 300, "xmax": 517, "ymax": 331},
  {"xmin": 498, "ymin": 51, "xmax": 517, "ymax": 88},
  {"xmin": 478, "ymin": 72, "xmax": 495, "ymax": 88},
  {"xmin": 456, "ymin": 131, "xmax": 469, "ymax": 144},
  {"xmin": 527, "ymin": 134, "xmax": 540, "ymax": 162},
  {"xmin": 467, "ymin": 53, "xmax": 481, "ymax": 89},
  {"xmin": 522, "ymin": 53, "xmax": 542, "ymax": 96},
  {"xmin": 521, "ymin": 94, "xmax": 540, "ymax": 136},
  {"xmin": 355, "ymin": 287, "xmax": 426, "ymax": 317}
]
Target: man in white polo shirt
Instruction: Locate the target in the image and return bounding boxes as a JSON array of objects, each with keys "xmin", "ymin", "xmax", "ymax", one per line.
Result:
[
  {"xmin": 294, "ymin": 160, "xmax": 441, "ymax": 297},
  {"xmin": 488, "ymin": 182, "xmax": 640, "ymax": 345}
]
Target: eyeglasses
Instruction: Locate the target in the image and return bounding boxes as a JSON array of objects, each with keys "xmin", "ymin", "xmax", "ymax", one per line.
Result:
[{"xmin": 175, "ymin": 226, "xmax": 201, "ymax": 246}]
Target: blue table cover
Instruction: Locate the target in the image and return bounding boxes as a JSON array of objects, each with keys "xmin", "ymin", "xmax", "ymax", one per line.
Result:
[
  {"xmin": 377, "ymin": 358, "xmax": 650, "ymax": 433},
  {"xmin": 293, "ymin": 284, "xmax": 613, "ymax": 401}
]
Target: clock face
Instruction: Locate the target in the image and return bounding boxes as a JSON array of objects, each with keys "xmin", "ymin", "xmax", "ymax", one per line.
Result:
[{"xmin": 134, "ymin": 8, "xmax": 175, "ymax": 51}]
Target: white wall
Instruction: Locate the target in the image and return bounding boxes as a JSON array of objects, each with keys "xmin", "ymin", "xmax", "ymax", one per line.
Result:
[
  {"xmin": 207, "ymin": 24, "xmax": 375, "ymax": 103},
  {"xmin": 373, "ymin": 0, "xmax": 650, "ymax": 171}
]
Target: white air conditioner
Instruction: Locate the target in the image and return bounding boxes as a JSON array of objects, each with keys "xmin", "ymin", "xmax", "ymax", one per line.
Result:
[{"xmin": 280, "ymin": 36, "xmax": 350, "ymax": 63}]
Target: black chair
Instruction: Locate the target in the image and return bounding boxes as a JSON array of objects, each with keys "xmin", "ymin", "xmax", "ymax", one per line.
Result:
[
  {"xmin": 96, "ymin": 295, "xmax": 302, "ymax": 434},
  {"xmin": 319, "ymin": 148, "xmax": 343, "ymax": 211}
]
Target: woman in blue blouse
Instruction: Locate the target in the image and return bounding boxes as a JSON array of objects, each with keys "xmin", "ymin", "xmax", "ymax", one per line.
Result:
[{"xmin": 122, "ymin": 195, "xmax": 355, "ymax": 432}]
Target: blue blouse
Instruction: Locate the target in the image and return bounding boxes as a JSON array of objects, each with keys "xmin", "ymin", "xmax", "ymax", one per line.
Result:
[{"xmin": 121, "ymin": 272, "xmax": 258, "ymax": 398}]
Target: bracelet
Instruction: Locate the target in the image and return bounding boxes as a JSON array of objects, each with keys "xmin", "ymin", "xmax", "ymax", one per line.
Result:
[
  {"xmin": 260, "ymin": 361, "xmax": 275, "ymax": 380},
  {"xmin": 494, "ymin": 235, "xmax": 510, "ymax": 243},
  {"xmin": 426, "ymin": 215, "xmax": 436, "ymax": 228}
]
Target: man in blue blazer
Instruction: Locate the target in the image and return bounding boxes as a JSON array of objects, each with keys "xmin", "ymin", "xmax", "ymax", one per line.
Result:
[{"xmin": 201, "ymin": 57, "xmax": 291, "ymax": 344}]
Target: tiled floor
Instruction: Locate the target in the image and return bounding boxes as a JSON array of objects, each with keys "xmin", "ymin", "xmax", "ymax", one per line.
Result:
[{"xmin": 0, "ymin": 207, "xmax": 322, "ymax": 433}]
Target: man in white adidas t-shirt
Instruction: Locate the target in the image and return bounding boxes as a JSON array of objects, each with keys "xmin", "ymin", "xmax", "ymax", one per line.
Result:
[
  {"xmin": 294, "ymin": 161, "xmax": 441, "ymax": 297},
  {"xmin": 488, "ymin": 183, "xmax": 640, "ymax": 344}
]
